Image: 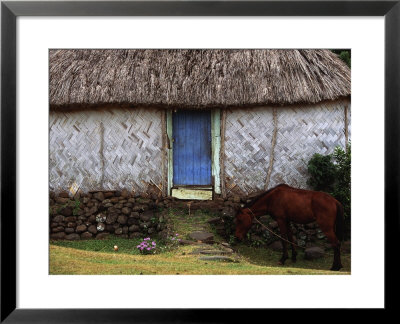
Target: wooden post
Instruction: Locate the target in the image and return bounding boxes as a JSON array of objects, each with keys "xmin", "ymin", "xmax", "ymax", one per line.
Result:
[
  {"xmin": 99, "ymin": 121, "xmax": 105, "ymax": 189},
  {"xmin": 166, "ymin": 110, "xmax": 173, "ymax": 196},
  {"xmin": 265, "ymin": 107, "xmax": 278, "ymax": 190},
  {"xmin": 160, "ymin": 110, "xmax": 168, "ymax": 197},
  {"xmin": 211, "ymin": 109, "xmax": 221, "ymax": 195},
  {"xmin": 220, "ymin": 109, "xmax": 227, "ymax": 199},
  {"xmin": 344, "ymin": 105, "xmax": 349, "ymax": 151}
]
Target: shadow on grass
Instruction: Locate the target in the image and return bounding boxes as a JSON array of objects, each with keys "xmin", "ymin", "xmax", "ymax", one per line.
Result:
[{"xmin": 234, "ymin": 244, "xmax": 351, "ymax": 273}]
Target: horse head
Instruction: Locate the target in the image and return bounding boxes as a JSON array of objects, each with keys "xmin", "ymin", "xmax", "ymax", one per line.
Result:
[{"xmin": 234, "ymin": 208, "xmax": 254, "ymax": 240}]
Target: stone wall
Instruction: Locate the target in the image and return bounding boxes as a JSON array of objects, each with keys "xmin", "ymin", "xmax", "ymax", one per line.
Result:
[
  {"xmin": 49, "ymin": 190, "xmax": 329, "ymax": 248},
  {"xmin": 211, "ymin": 197, "xmax": 329, "ymax": 249},
  {"xmin": 49, "ymin": 190, "xmax": 167, "ymax": 240}
]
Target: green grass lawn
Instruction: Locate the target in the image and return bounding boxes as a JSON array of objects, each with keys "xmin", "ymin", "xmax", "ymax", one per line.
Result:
[{"xmin": 50, "ymin": 208, "xmax": 351, "ymax": 275}]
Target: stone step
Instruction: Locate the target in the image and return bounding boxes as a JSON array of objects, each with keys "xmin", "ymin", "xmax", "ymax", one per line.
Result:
[
  {"xmin": 190, "ymin": 249, "xmax": 233, "ymax": 255},
  {"xmin": 179, "ymin": 239, "xmax": 210, "ymax": 247},
  {"xmin": 198, "ymin": 256, "xmax": 237, "ymax": 262},
  {"xmin": 199, "ymin": 250, "xmax": 232, "ymax": 255},
  {"xmin": 188, "ymin": 231, "xmax": 214, "ymax": 244},
  {"xmin": 220, "ymin": 246, "xmax": 234, "ymax": 253}
]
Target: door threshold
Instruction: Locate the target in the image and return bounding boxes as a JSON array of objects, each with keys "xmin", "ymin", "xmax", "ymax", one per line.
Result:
[
  {"xmin": 171, "ymin": 187, "xmax": 213, "ymax": 200},
  {"xmin": 173, "ymin": 186, "xmax": 212, "ymax": 190}
]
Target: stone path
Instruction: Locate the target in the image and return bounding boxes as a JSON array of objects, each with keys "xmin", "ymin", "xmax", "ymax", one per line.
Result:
[{"xmin": 181, "ymin": 230, "xmax": 239, "ymax": 263}]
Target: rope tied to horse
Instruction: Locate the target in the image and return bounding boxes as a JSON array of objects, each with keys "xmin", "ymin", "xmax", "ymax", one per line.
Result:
[
  {"xmin": 247, "ymin": 208, "xmax": 349, "ymax": 258},
  {"xmin": 249, "ymin": 211, "xmax": 307, "ymax": 250}
]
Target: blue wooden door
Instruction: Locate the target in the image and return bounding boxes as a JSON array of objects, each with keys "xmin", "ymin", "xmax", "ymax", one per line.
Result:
[{"xmin": 173, "ymin": 110, "xmax": 212, "ymax": 186}]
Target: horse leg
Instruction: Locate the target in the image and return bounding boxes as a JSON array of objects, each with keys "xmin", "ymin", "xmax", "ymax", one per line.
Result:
[
  {"xmin": 276, "ymin": 219, "xmax": 289, "ymax": 265},
  {"xmin": 320, "ymin": 226, "xmax": 343, "ymax": 271},
  {"xmin": 286, "ymin": 221, "xmax": 297, "ymax": 262}
]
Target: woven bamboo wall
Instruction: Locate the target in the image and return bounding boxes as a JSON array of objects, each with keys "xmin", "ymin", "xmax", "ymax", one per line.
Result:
[
  {"xmin": 49, "ymin": 108, "xmax": 163, "ymax": 194},
  {"xmin": 224, "ymin": 99, "xmax": 351, "ymax": 196}
]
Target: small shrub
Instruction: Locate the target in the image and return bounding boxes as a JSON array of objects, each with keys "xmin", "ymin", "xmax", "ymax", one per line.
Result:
[
  {"xmin": 307, "ymin": 142, "xmax": 351, "ymax": 239},
  {"xmin": 332, "ymin": 144, "xmax": 351, "ymax": 236},
  {"xmin": 136, "ymin": 238, "xmax": 157, "ymax": 255},
  {"xmin": 250, "ymin": 239, "xmax": 265, "ymax": 248},
  {"xmin": 168, "ymin": 233, "xmax": 181, "ymax": 248},
  {"xmin": 157, "ymin": 233, "xmax": 181, "ymax": 253},
  {"xmin": 307, "ymin": 153, "xmax": 336, "ymax": 192}
]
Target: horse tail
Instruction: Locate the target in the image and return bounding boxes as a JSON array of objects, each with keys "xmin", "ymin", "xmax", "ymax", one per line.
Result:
[{"xmin": 335, "ymin": 201, "xmax": 344, "ymax": 242}]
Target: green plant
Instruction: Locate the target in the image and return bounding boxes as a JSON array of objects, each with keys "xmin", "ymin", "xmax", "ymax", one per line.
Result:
[
  {"xmin": 72, "ymin": 199, "xmax": 81, "ymax": 216},
  {"xmin": 331, "ymin": 49, "xmax": 351, "ymax": 68},
  {"xmin": 157, "ymin": 233, "xmax": 181, "ymax": 253},
  {"xmin": 307, "ymin": 142, "xmax": 351, "ymax": 239},
  {"xmin": 307, "ymin": 153, "xmax": 337, "ymax": 192},
  {"xmin": 56, "ymin": 203, "xmax": 68, "ymax": 214},
  {"xmin": 136, "ymin": 237, "xmax": 157, "ymax": 255},
  {"xmin": 332, "ymin": 143, "xmax": 351, "ymax": 236},
  {"xmin": 168, "ymin": 233, "xmax": 181, "ymax": 248},
  {"xmin": 250, "ymin": 239, "xmax": 265, "ymax": 248}
]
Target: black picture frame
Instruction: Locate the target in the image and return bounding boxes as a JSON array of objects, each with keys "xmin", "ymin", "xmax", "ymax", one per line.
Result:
[{"xmin": 1, "ymin": 0, "xmax": 398, "ymax": 321}]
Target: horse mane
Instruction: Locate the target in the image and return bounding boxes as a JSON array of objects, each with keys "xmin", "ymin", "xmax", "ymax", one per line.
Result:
[{"xmin": 244, "ymin": 184, "xmax": 289, "ymax": 208}]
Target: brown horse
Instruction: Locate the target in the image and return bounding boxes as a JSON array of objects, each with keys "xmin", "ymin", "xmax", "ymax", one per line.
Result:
[{"xmin": 234, "ymin": 184, "xmax": 344, "ymax": 271}]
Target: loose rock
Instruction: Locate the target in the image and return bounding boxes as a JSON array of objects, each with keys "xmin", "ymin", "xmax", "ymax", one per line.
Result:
[
  {"xmin": 117, "ymin": 215, "xmax": 128, "ymax": 224},
  {"xmin": 88, "ymin": 225, "xmax": 97, "ymax": 234},
  {"xmin": 53, "ymin": 215, "xmax": 65, "ymax": 223},
  {"xmin": 81, "ymin": 232, "xmax": 93, "ymax": 239},
  {"xmin": 304, "ymin": 247, "xmax": 325, "ymax": 260},
  {"xmin": 96, "ymin": 233, "xmax": 109, "ymax": 240},
  {"xmin": 129, "ymin": 225, "xmax": 140, "ymax": 232},
  {"xmin": 106, "ymin": 213, "xmax": 118, "ymax": 224},
  {"xmin": 140, "ymin": 211, "xmax": 154, "ymax": 222},
  {"xmin": 268, "ymin": 240, "xmax": 283, "ymax": 251},
  {"xmin": 93, "ymin": 192, "xmax": 105, "ymax": 201},
  {"xmin": 65, "ymin": 233, "xmax": 80, "ymax": 240},
  {"xmin": 97, "ymin": 223, "xmax": 105, "ymax": 232},
  {"xmin": 76, "ymin": 224, "xmax": 87, "ymax": 233},
  {"xmin": 59, "ymin": 207, "xmax": 73, "ymax": 217},
  {"xmin": 129, "ymin": 232, "xmax": 141, "ymax": 239},
  {"xmin": 50, "ymin": 232, "xmax": 66, "ymax": 240}
]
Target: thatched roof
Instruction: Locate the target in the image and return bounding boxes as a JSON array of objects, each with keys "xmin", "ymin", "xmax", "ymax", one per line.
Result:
[{"xmin": 49, "ymin": 49, "xmax": 350, "ymax": 109}]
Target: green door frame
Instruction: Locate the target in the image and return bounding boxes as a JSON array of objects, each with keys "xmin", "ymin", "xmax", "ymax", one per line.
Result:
[{"xmin": 166, "ymin": 109, "xmax": 221, "ymax": 197}]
